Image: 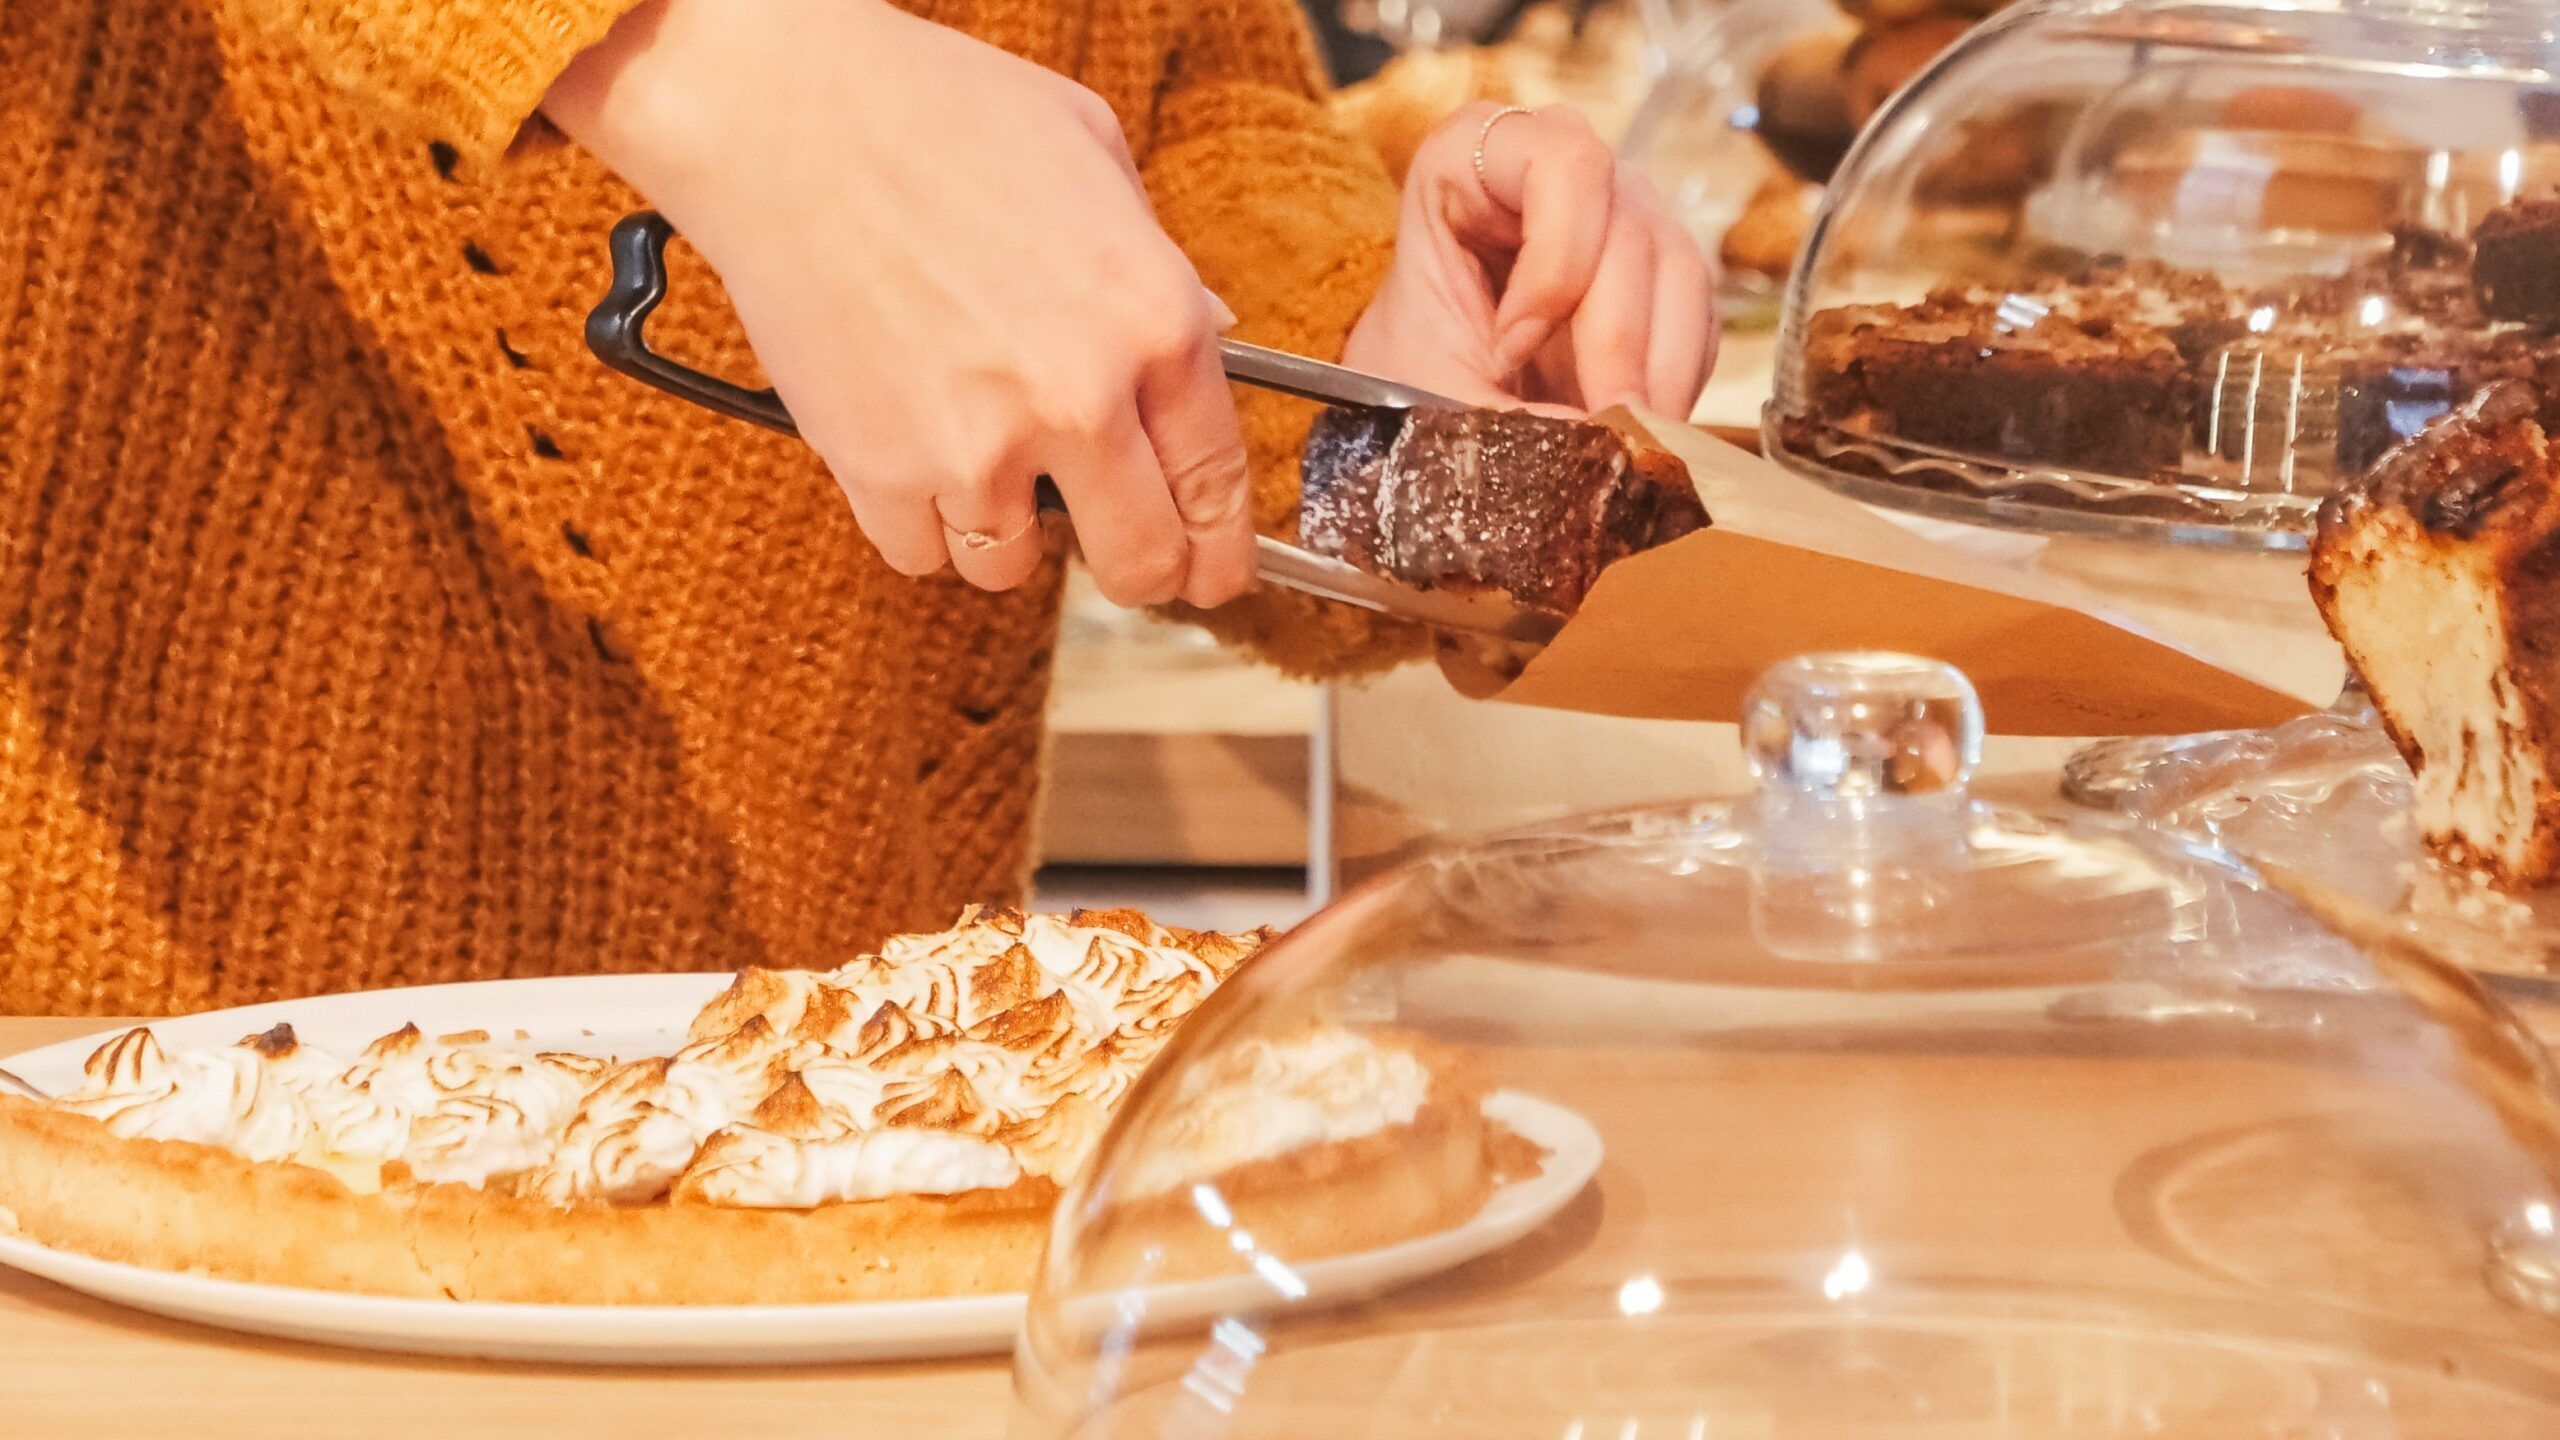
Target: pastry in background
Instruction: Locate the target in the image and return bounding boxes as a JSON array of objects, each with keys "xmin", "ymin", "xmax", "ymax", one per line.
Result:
[
  {"xmin": 1331, "ymin": 46, "xmax": 1515, "ymax": 182},
  {"xmin": 1842, "ymin": 14, "xmax": 1975, "ymax": 128},
  {"xmin": 1721, "ymin": 173, "xmax": 1821, "ymax": 281},
  {"xmin": 1753, "ymin": 29, "xmax": 1862, "ymax": 183},
  {"xmin": 2472, "ymin": 191, "xmax": 2560, "ymax": 327},
  {"xmin": 1329, "ymin": 1, "xmax": 1650, "ymax": 182},
  {"xmin": 2311, "ymin": 381, "xmax": 2560, "ymax": 890}
]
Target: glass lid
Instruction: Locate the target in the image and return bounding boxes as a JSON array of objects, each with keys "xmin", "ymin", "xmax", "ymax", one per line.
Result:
[
  {"xmin": 2111, "ymin": 707, "xmax": 2560, "ymax": 983},
  {"xmin": 1014, "ymin": 653, "xmax": 2560, "ymax": 1438},
  {"xmin": 1765, "ymin": 0, "xmax": 2560, "ymax": 549}
]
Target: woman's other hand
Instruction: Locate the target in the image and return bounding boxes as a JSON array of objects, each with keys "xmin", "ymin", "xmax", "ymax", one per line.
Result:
[
  {"xmin": 544, "ymin": 0, "xmax": 1254, "ymax": 606},
  {"xmin": 1344, "ymin": 102, "xmax": 1719, "ymax": 418}
]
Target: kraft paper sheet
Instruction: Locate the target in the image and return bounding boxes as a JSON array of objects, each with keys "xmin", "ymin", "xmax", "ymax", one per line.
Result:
[{"xmin": 1435, "ymin": 414, "xmax": 2326, "ymax": 737}]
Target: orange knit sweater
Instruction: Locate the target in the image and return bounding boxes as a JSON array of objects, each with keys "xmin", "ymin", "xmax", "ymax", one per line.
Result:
[{"xmin": 0, "ymin": 0, "xmax": 1419, "ymax": 1016}]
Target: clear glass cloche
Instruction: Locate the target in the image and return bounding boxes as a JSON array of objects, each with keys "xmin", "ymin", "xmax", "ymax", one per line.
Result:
[
  {"xmin": 1013, "ymin": 652, "xmax": 2560, "ymax": 1439},
  {"xmin": 1766, "ymin": 0, "xmax": 2560, "ymax": 549}
]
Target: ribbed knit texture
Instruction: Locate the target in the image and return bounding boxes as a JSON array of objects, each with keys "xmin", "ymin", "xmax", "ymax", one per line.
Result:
[{"xmin": 0, "ymin": 0, "xmax": 1417, "ymax": 1016}]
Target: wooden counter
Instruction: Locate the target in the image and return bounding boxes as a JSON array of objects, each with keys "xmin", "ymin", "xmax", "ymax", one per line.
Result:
[{"xmin": 8, "ymin": 997, "xmax": 2558, "ymax": 1437}]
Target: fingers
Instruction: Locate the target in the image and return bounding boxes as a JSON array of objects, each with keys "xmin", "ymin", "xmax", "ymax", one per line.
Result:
[
  {"xmin": 1469, "ymin": 105, "xmax": 1618, "ymax": 374},
  {"xmin": 1624, "ymin": 179, "xmax": 1719, "ymax": 418},
  {"xmin": 1048, "ymin": 402, "xmax": 1192, "ymax": 608},
  {"xmin": 1564, "ymin": 192, "xmax": 1658, "ymax": 413},
  {"xmin": 1138, "ymin": 332, "xmax": 1256, "ymax": 608},
  {"xmin": 839, "ymin": 485, "xmax": 953, "ymax": 579},
  {"xmin": 935, "ymin": 473, "xmax": 1049, "ymax": 592}
]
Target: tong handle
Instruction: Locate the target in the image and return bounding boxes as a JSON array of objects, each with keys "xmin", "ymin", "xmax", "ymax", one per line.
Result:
[
  {"xmin": 587, "ymin": 212, "xmax": 1070, "ymax": 513},
  {"xmin": 591, "ymin": 211, "xmax": 797, "ymax": 437},
  {"xmin": 591, "ymin": 210, "xmax": 1451, "ymax": 454}
]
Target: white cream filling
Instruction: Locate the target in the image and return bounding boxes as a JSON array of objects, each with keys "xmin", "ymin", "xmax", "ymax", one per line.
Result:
[
  {"xmin": 681, "ymin": 1126, "xmax": 1024, "ymax": 1208},
  {"xmin": 60, "ymin": 1044, "xmax": 315, "ymax": 1164},
  {"xmin": 46, "ymin": 915, "xmax": 1393, "ymax": 1212},
  {"xmin": 1121, "ymin": 1033, "xmax": 1432, "ymax": 1196}
]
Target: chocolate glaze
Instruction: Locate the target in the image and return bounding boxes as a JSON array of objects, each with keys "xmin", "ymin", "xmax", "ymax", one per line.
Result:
[{"xmin": 1299, "ymin": 406, "xmax": 1708, "ymax": 615}]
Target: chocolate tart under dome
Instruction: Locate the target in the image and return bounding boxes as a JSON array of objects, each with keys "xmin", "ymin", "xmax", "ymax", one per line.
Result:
[
  {"xmin": 1014, "ymin": 651, "xmax": 2560, "ymax": 1440},
  {"xmin": 1766, "ymin": 0, "xmax": 2560, "ymax": 551}
]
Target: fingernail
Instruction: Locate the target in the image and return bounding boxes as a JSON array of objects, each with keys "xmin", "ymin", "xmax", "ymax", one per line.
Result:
[{"xmin": 1204, "ymin": 289, "xmax": 1240, "ymax": 333}]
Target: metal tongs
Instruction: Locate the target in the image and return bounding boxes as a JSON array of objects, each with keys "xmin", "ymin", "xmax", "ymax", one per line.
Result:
[{"xmin": 586, "ymin": 212, "xmax": 1561, "ymax": 647}]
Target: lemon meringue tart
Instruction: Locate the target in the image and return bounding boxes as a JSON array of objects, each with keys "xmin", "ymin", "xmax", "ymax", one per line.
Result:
[{"xmin": 0, "ymin": 907, "xmax": 1522, "ymax": 1305}]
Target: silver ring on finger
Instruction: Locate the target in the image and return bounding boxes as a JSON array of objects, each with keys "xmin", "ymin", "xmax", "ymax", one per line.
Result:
[
  {"xmin": 938, "ymin": 506, "xmax": 1042, "ymax": 553},
  {"xmin": 1472, "ymin": 104, "xmax": 1535, "ymax": 203}
]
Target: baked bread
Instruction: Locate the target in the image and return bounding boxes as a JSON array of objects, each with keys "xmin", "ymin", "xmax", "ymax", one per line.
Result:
[
  {"xmin": 0, "ymin": 907, "xmax": 1528, "ymax": 1303},
  {"xmin": 2311, "ymin": 381, "xmax": 2560, "ymax": 889},
  {"xmin": 1298, "ymin": 406, "xmax": 1708, "ymax": 617}
]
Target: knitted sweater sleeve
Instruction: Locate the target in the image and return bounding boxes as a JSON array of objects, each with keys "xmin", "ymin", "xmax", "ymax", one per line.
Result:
[
  {"xmin": 1139, "ymin": 0, "xmax": 1428, "ymax": 678},
  {"xmin": 227, "ymin": 0, "xmax": 638, "ymax": 165}
]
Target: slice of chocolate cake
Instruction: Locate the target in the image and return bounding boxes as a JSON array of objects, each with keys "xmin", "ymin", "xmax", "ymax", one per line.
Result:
[
  {"xmin": 1799, "ymin": 290, "xmax": 2193, "ymax": 473},
  {"xmin": 1298, "ymin": 407, "xmax": 1708, "ymax": 617},
  {"xmin": 2472, "ymin": 192, "xmax": 2560, "ymax": 326},
  {"xmin": 2310, "ymin": 381, "xmax": 2560, "ymax": 888}
]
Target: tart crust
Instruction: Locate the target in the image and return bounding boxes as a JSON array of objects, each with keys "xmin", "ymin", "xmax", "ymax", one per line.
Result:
[{"xmin": 0, "ymin": 1074, "xmax": 1533, "ymax": 1305}]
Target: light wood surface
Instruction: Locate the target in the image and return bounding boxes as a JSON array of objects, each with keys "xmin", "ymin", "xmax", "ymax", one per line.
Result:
[
  {"xmin": 9, "ymin": 999, "xmax": 2560, "ymax": 1437},
  {"xmin": 1042, "ymin": 590, "xmax": 1319, "ymax": 868}
]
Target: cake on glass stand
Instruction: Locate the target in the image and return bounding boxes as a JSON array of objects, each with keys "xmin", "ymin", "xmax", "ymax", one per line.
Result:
[{"xmin": 1760, "ymin": 0, "xmax": 2560, "ymax": 809}]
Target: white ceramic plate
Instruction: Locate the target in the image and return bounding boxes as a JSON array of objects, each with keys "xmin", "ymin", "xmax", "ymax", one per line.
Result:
[{"xmin": 0, "ymin": 976, "xmax": 1601, "ymax": 1365}]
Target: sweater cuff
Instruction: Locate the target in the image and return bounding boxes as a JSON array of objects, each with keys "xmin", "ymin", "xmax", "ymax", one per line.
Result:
[{"xmin": 253, "ymin": 0, "xmax": 645, "ymax": 169}]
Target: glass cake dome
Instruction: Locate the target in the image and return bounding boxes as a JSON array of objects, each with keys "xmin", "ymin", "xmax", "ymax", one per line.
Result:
[
  {"xmin": 1012, "ymin": 652, "xmax": 2560, "ymax": 1439},
  {"xmin": 1766, "ymin": 0, "xmax": 2560, "ymax": 549}
]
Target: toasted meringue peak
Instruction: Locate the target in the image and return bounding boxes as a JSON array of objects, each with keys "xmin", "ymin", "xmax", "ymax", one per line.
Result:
[
  {"xmin": 786, "ymin": 983, "xmax": 865, "ymax": 1047},
  {"xmin": 1184, "ymin": 927, "xmax": 1272, "ymax": 978},
  {"xmin": 682, "ymin": 1015, "xmax": 778, "ymax": 1067},
  {"xmin": 81, "ymin": 1027, "xmax": 170, "ymax": 1093},
  {"xmin": 364, "ymin": 1023, "xmax": 426, "ymax": 1063},
  {"xmin": 689, "ymin": 968, "xmax": 818, "ymax": 1043},
  {"xmin": 968, "ymin": 944, "xmax": 1044, "ymax": 1018},
  {"xmin": 586, "ymin": 1055, "xmax": 675, "ymax": 1103},
  {"xmin": 535, "ymin": 1052, "xmax": 611, "ymax": 1084},
  {"xmin": 847, "ymin": 1000, "xmax": 954, "ymax": 1063},
  {"xmin": 998, "ymin": 1091, "xmax": 1106, "ymax": 1180},
  {"xmin": 1113, "ymin": 970, "xmax": 1204, "ymax": 1038},
  {"xmin": 241, "ymin": 1023, "xmax": 300, "ymax": 1058},
  {"xmin": 966, "ymin": 992, "xmax": 1078, "ymax": 1052},
  {"xmin": 1063, "ymin": 907, "xmax": 1165, "ymax": 944},
  {"xmin": 958, "ymin": 903, "xmax": 1029, "ymax": 932},
  {"xmin": 746, "ymin": 1074, "xmax": 835, "ymax": 1141},
  {"xmin": 878, "ymin": 1068, "xmax": 992, "ymax": 1135}
]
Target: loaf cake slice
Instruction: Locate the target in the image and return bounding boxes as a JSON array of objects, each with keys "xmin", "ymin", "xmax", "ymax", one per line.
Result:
[
  {"xmin": 2310, "ymin": 381, "xmax": 2560, "ymax": 888},
  {"xmin": 1297, "ymin": 406, "xmax": 1709, "ymax": 616}
]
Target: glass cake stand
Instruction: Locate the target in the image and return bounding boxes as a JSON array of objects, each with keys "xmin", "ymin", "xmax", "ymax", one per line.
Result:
[
  {"xmin": 1014, "ymin": 651, "xmax": 2560, "ymax": 1439},
  {"xmin": 1766, "ymin": 0, "xmax": 2560, "ymax": 551},
  {"xmin": 1750, "ymin": 0, "xmax": 2560, "ymax": 800}
]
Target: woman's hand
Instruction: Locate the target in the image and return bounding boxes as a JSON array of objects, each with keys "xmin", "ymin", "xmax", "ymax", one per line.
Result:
[
  {"xmin": 1344, "ymin": 103, "xmax": 1719, "ymax": 418},
  {"xmin": 544, "ymin": 0, "xmax": 1253, "ymax": 606}
]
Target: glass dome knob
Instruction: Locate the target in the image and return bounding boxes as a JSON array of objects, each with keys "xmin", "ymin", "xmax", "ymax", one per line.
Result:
[{"xmin": 1742, "ymin": 652, "xmax": 1984, "ymax": 803}]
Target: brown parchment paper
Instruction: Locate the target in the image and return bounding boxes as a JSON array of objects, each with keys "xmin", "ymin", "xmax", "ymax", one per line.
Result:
[{"xmin": 1434, "ymin": 413, "xmax": 2326, "ymax": 737}]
